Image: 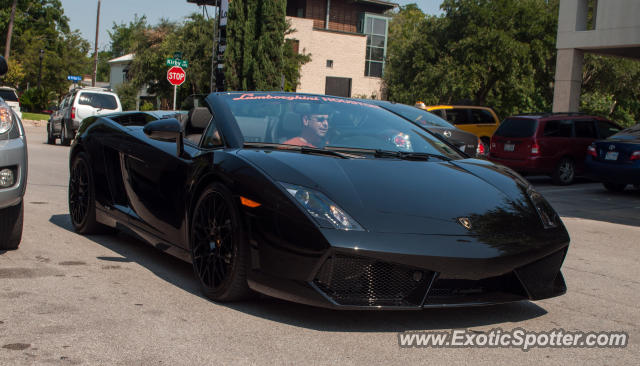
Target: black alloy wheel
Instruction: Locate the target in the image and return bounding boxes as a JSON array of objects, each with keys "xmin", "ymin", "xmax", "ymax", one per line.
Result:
[
  {"xmin": 190, "ymin": 183, "xmax": 251, "ymax": 301},
  {"xmin": 68, "ymin": 153, "xmax": 103, "ymax": 234},
  {"xmin": 46, "ymin": 122, "xmax": 55, "ymax": 145},
  {"xmin": 552, "ymin": 157, "xmax": 575, "ymax": 185},
  {"xmin": 61, "ymin": 123, "xmax": 72, "ymax": 146}
]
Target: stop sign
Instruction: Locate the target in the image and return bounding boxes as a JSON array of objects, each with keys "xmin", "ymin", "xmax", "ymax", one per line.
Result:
[{"xmin": 167, "ymin": 66, "xmax": 186, "ymax": 86}]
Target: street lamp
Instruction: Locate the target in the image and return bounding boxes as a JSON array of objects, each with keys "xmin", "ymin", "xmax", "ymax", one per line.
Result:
[{"xmin": 37, "ymin": 49, "xmax": 44, "ymax": 89}]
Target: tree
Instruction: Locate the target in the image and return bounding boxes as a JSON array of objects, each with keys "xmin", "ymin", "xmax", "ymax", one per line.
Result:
[
  {"xmin": 225, "ymin": 0, "xmax": 287, "ymax": 91},
  {"xmin": 385, "ymin": 0, "xmax": 559, "ymax": 118},
  {"xmin": 0, "ymin": 0, "xmax": 91, "ymax": 105},
  {"xmin": 581, "ymin": 54, "xmax": 640, "ymax": 127}
]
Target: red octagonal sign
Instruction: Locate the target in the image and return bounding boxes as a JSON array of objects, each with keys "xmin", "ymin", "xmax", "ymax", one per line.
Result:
[{"xmin": 167, "ymin": 66, "xmax": 186, "ymax": 86}]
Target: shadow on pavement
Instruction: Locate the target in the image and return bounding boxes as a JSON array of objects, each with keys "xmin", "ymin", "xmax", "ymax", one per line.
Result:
[
  {"xmin": 49, "ymin": 213, "xmax": 549, "ymax": 332},
  {"xmin": 528, "ymin": 177, "xmax": 640, "ymax": 227}
]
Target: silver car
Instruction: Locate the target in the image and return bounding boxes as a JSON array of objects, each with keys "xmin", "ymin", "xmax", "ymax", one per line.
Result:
[{"xmin": 0, "ymin": 57, "xmax": 27, "ymax": 250}]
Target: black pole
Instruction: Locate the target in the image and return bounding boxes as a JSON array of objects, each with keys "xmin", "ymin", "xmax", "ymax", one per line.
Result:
[{"xmin": 38, "ymin": 49, "xmax": 44, "ymax": 89}]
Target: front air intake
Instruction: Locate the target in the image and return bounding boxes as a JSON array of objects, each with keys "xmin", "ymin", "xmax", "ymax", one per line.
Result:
[{"xmin": 313, "ymin": 254, "xmax": 433, "ymax": 307}]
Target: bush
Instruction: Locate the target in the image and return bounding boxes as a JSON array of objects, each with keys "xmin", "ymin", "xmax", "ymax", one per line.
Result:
[{"xmin": 19, "ymin": 87, "xmax": 48, "ymax": 112}]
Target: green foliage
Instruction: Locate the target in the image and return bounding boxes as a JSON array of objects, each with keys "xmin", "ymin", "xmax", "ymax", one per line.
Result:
[
  {"xmin": 2, "ymin": 58, "xmax": 25, "ymax": 88},
  {"xmin": 114, "ymin": 82, "xmax": 138, "ymax": 111},
  {"xmin": 0, "ymin": 0, "xmax": 91, "ymax": 100},
  {"xmin": 140, "ymin": 101, "xmax": 154, "ymax": 111},
  {"xmin": 385, "ymin": 0, "xmax": 559, "ymax": 118},
  {"xmin": 108, "ymin": 15, "xmax": 148, "ymax": 58},
  {"xmin": 581, "ymin": 54, "xmax": 640, "ymax": 127},
  {"xmin": 19, "ymin": 87, "xmax": 47, "ymax": 112},
  {"xmin": 225, "ymin": 0, "xmax": 288, "ymax": 91},
  {"xmin": 283, "ymin": 35, "xmax": 311, "ymax": 92}
]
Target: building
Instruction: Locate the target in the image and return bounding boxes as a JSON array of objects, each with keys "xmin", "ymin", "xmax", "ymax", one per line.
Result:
[
  {"xmin": 286, "ymin": 0, "xmax": 397, "ymax": 98},
  {"xmin": 108, "ymin": 53, "xmax": 155, "ymax": 110},
  {"xmin": 553, "ymin": 0, "xmax": 640, "ymax": 112}
]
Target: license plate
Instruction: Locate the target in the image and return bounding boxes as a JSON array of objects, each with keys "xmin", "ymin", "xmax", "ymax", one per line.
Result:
[
  {"xmin": 504, "ymin": 143, "xmax": 515, "ymax": 152},
  {"xmin": 605, "ymin": 151, "xmax": 619, "ymax": 160}
]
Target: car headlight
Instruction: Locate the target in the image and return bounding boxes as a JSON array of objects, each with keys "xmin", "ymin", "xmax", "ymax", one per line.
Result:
[
  {"xmin": 0, "ymin": 106, "xmax": 13, "ymax": 134},
  {"xmin": 280, "ymin": 182, "xmax": 364, "ymax": 231},
  {"xmin": 527, "ymin": 186, "xmax": 558, "ymax": 229}
]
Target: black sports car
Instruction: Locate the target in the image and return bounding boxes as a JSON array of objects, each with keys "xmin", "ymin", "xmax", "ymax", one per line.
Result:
[{"xmin": 68, "ymin": 92, "xmax": 569, "ymax": 310}]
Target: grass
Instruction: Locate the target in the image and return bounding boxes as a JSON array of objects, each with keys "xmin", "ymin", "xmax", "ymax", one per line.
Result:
[{"xmin": 21, "ymin": 112, "xmax": 50, "ymax": 121}]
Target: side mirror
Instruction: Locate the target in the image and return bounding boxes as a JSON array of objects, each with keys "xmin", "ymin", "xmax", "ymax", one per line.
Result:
[
  {"xmin": 0, "ymin": 56, "xmax": 8, "ymax": 76},
  {"xmin": 143, "ymin": 118, "xmax": 183, "ymax": 156}
]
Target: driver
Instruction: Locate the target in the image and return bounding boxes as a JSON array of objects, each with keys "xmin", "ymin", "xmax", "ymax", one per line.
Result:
[{"xmin": 283, "ymin": 113, "xmax": 329, "ymax": 148}]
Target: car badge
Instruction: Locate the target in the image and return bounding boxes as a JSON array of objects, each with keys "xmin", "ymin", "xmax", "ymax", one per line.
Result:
[
  {"xmin": 443, "ymin": 131, "xmax": 452, "ymax": 138},
  {"xmin": 609, "ymin": 145, "xmax": 616, "ymax": 151},
  {"xmin": 457, "ymin": 217, "xmax": 473, "ymax": 230}
]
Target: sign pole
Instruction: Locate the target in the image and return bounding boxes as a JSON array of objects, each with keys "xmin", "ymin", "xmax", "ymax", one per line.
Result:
[{"xmin": 173, "ymin": 85, "xmax": 177, "ymax": 111}]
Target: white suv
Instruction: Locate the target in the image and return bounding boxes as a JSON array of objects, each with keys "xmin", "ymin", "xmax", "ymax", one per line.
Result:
[
  {"xmin": 0, "ymin": 86, "xmax": 22, "ymax": 120},
  {"xmin": 47, "ymin": 87, "xmax": 122, "ymax": 145}
]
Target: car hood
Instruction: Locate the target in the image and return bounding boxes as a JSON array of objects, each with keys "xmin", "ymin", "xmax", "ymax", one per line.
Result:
[{"xmin": 238, "ymin": 150, "xmax": 548, "ymax": 236}]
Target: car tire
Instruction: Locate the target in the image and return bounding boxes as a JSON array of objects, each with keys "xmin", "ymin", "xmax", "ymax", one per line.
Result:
[
  {"xmin": 552, "ymin": 157, "xmax": 575, "ymax": 185},
  {"xmin": 68, "ymin": 152, "xmax": 107, "ymax": 234},
  {"xmin": 603, "ymin": 182, "xmax": 627, "ymax": 192},
  {"xmin": 190, "ymin": 183, "xmax": 252, "ymax": 302},
  {"xmin": 60, "ymin": 123, "xmax": 72, "ymax": 146},
  {"xmin": 0, "ymin": 202, "xmax": 23, "ymax": 250},
  {"xmin": 46, "ymin": 122, "xmax": 56, "ymax": 145}
]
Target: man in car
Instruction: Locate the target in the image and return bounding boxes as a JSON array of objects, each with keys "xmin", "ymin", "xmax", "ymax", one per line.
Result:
[{"xmin": 284, "ymin": 113, "xmax": 329, "ymax": 148}]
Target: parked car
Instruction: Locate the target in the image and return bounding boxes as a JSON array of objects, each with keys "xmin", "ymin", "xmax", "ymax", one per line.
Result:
[
  {"xmin": 0, "ymin": 56, "xmax": 27, "ymax": 250},
  {"xmin": 416, "ymin": 104, "xmax": 500, "ymax": 147},
  {"xmin": 488, "ymin": 113, "xmax": 622, "ymax": 185},
  {"xmin": 68, "ymin": 92, "xmax": 569, "ymax": 309},
  {"xmin": 585, "ymin": 123, "xmax": 640, "ymax": 192},
  {"xmin": 0, "ymin": 86, "xmax": 22, "ymax": 120},
  {"xmin": 48, "ymin": 87, "xmax": 122, "ymax": 146},
  {"xmin": 365, "ymin": 100, "xmax": 485, "ymax": 156}
]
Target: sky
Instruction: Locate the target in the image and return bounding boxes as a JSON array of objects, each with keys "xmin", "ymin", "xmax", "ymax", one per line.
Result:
[{"xmin": 59, "ymin": 0, "xmax": 443, "ymax": 51}]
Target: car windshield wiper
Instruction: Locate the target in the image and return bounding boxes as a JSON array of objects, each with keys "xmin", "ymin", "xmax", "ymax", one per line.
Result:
[
  {"xmin": 243, "ymin": 142, "xmax": 354, "ymax": 159},
  {"xmin": 373, "ymin": 149, "xmax": 452, "ymax": 161}
]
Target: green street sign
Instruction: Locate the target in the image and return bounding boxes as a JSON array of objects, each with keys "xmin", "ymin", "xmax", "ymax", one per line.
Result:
[{"xmin": 166, "ymin": 58, "xmax": 188, "ymax": 68}]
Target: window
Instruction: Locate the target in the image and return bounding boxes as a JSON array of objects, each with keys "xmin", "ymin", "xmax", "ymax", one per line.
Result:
[
  {"xmin": 78, "ymin": 93, "xmax": 118, "ymax": 110},
  {"xmin": 574, "ymin": 120, "xmax": 597, "ymax": 138},
  {"xmin": 0, "ymin": 89, "xmax": 18, "ymax": 102},
  {"xmin": 361, "ymin": 14, "xmax": 389, "ymax": 78},
  {"xmin": 326, "ymin": 60, "xmax": 333, "ymax": 68},
  {"xmin": 494, "ymin": 118, "xmax": 538, "ymax": 138},
  {"xmin": 544, "ymin": 120, "xmax": 573, "ymax": 137},
  {"xmin": 201, "ymin": 119, "xmax": 223, "ymax": 148},
  {"xmin": 597, "ymin": 120, "xmax": 620, "ymax": 139},
  {"xmin": 445, "ymin": 109, "xmax": 471, "ymax": 125},
  {"xmin": 470, "ymin": 109, "xmax": 495, "ymax": 124}
]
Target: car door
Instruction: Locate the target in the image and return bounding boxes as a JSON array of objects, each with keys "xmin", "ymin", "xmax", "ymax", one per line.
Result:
[
  {"xmin": 122, "ymin": 120, "xmax": 207, "ymax": 248},
  {"xmin": 539, "ymin": 119, "xmax": 573, "ymax": 162},
  {"xmin": 572, "ymin": 119, "xmax": 599, "ymax": 172}
]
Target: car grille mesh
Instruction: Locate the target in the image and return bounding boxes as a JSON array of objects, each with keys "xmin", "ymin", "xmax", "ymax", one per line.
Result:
[{"xmin": 313, "ymin": 254, "xmax": 432, "ymax": 307}]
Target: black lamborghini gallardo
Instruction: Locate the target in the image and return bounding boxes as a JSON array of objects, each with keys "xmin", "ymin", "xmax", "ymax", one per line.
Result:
[{"xmin": 68, "ymin": 92, "xmax": 569, "ymax": 309}]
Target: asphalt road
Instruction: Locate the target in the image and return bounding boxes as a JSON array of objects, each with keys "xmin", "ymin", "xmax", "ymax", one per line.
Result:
[{"xmin": 1, "ymin": 124, "xmax": 639, "ymax": 365}]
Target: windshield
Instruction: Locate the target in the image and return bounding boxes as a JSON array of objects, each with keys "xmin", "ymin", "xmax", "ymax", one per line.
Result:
[
  {"xmin": 377, "ymin": 102, "xmax": 456, "ymax": 129},
  {"xmin": 78, "ymin": 92, "xmax": 118, "ymax": 109},
  {"xmin": 221, "ymin": 93, "xmax": 463, "ymax": 160},
  {"xmin": 495, "ymin": 118, "xmax": 538, "ymax": 138},
  {"xmin": 609, "ymin": 124, "xmax": 640, "ymax": 140},
  {"xmin": 0, "ymin": 89, "xmax": 18, "ymax": 102}
]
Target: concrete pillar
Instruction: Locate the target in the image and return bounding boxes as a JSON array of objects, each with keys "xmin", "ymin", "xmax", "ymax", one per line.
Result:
[{"xmin": 552, "ymin": 48, "xmax": 584, "ymax": 112}]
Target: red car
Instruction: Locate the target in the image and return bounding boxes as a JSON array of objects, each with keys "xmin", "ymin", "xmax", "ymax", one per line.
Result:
[{"xmin": 489, "ymin": 113, "xmax": 622, "ymax": 184}]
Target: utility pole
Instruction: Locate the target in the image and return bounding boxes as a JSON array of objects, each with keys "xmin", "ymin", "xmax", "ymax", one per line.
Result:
[
  {"xmin": 93, "ymin": 0, "xmax": 102, "ymax": 87},
  {"xmin": 3, "ymin": 0, "xmax": 18, "ymax": 60}
]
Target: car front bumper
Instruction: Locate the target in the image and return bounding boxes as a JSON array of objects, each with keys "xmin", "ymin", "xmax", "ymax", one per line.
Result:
[
  {"xmin": 0, "ymin": 135, "xmax": 28, "ymax": 209},
  {"xmin": 247, "ymin": 228, "xmax": 569, "ymax": 310}
]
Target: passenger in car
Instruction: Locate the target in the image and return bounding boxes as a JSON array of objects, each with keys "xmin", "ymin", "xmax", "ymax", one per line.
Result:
[{"xmin": 283, "ymin": 113, "xmax": 330, "ymax": 148}]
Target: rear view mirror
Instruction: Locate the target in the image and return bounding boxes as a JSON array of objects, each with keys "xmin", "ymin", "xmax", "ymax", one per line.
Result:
[{"xmin": 0, "ymin": 56, "xmax": 8, "ymax": 76}]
